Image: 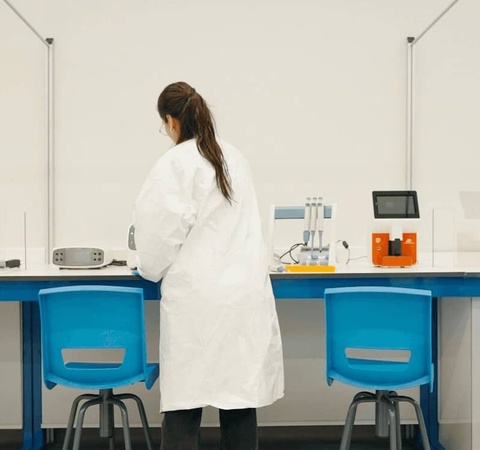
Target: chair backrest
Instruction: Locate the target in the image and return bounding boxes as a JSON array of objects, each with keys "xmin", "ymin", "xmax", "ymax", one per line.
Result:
[
  {"xmin": 38, "ymin": 285, "xmax": 148, "ymax": 389},
  {"xmin": 324, "ymin": 286, "xmax": 433, "ymax": 391}
]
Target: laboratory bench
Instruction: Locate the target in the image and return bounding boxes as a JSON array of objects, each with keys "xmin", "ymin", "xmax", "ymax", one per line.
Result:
[{"xmin": 0, "ymin": 261, "xmax": 479, "ymax": 449}]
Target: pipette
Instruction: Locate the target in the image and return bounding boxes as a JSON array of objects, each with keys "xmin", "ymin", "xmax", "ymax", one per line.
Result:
[
  {"xmin": 317, "ymin": 197, "xmax": 324, "ymax": 255},
  {"xmin": 310, "ymin": 197, "xmax": 317, "ymax": 260},
  {"xmin": 303, "ymin": 198, "xmax": 311, "ymax": 244}
]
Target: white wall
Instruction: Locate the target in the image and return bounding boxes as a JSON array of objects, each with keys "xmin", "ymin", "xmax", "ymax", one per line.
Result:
[
  {"xmin": 0, "ymin": 1, "xmax": 46, "ymax": 254},
  {"xmin": 412, "ymin": 0, "xmax": 480, "ymax": 253},
  {"xmin": 3, "ymin": 0, "xmax": 477, "ymax": 259}
]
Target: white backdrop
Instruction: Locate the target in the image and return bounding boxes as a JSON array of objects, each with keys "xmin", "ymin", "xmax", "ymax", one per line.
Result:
[{"xmin": 3, "ymin": 0, "xmax": 478, "ymax": 260}]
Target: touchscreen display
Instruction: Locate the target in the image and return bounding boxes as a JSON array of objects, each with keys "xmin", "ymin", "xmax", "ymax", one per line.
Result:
[{"xmin": 373, "ymin": 191, "xmax": 419, "ymax": 219}]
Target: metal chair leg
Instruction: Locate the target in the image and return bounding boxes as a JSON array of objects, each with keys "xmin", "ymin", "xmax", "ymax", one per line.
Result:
[
  {"xmin": 353, "ymin": 391, "xmax": 375, "ymax": 402},
  {"xmin": 393, "ymin": 400, "xmax": 402, "ymax": 450},
  {"xmin": 108, "ymin": 398, "xmax": 132, "ymax": 450},
  {"xmin": 339, "ymin": 402, "xmax": 358, "ymax": 450},
  {"xmin": 394, "ymin": 396, "xmax": 431, "ymax": 450},
  {"xmin": 340, "ymin": 396, "xmax": 377, "ymax": 450},
  {"xmin": 386, "ymin": 392, "xmax": 402, "ymax": 450},
  {"xmin": 117, "ymin": 393, "xmax": 155, "ymax": 450},
  {"xmin": 72, "ymin": 398, "xmax": 102, "ymax": 450},
  {"xmin": 64, "ymin": 390, "xmax": 154, "ymax": 450},
  {"xmin": 386, "ymin": 399, "xmax": 398, "ymax": 450},
  {"xmin": 62, "ymin": 394, "xmax": 97, "ymax": 450}
]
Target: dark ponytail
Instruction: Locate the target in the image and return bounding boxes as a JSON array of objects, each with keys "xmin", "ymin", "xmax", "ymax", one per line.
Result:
[{"xmin": 157, "ymin": 82, "xmax": 233, "ymax": 203}]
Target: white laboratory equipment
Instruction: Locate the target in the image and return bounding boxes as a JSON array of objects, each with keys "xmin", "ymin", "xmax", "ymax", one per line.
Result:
[
  {"xmin": 268, "ymin": 198, "xmax": 337, "ymax": 271},
  {"xmin": 52, "ymin": 247, "xmax": 113, "ymax": 269}
]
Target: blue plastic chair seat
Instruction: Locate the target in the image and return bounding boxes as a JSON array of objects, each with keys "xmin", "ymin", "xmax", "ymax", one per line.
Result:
[
  {"xmin": 325, "ymin": 286, "xmax": 434, "ymax": 393},
  {"xmin": 324, "ymin": 286, "xmax": 433, "ymax": 450},
  {"xmin": 328, "ymin": 365, "xmax": 432, "ymax": 391},
  {"xmin": 46, "ymin": 362, "xmax": 159, "ymax": 391},
  {"xmin": 38, "ymin": 285, "xmax": 159, "ymax": 450}
]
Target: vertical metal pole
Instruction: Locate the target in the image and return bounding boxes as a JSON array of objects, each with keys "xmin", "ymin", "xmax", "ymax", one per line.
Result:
[
  {"xmin": 2, "ymin": 0, "xmax": 55, "ymax": 263},
  {"xmin": 46, "ymin": 38, "xmax": 55, "ymax": 263},
  {"xmin": 375, "ymin": 391, "xmax": 390, "ymax": 437},
  {"xmin": 405, "ymin": 0, "xmax": 462, "ymax": 190},
  {"xmin": 406, "ymin": 38, "xmax": 414, "ymax": 190}
]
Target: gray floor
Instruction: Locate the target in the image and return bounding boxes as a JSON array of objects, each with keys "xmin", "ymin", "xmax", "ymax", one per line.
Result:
[
  {"xmin": 43, "ymin": 443, "xmax": 414, "ymax": 450},
  {"xmin": 0, "ymin": 426, "xmax": 417, "ymax": 449},
  {"xmin": 33, "ymin": 426, "xmax": 415, "ymax": 450}
]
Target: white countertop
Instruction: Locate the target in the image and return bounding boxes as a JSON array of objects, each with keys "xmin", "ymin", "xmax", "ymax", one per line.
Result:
[
  {"xmin": 0, "ymin": 263, "xmax": 137, "ymax": 279},
  {"xmin": 1, "ymin": 252, "xmax": 479, "ymax": 280}
]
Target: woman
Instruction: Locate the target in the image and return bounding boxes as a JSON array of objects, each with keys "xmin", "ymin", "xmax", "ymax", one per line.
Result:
[{"xmin": 133, "ymin": 82, "xmax": 284, "ymax": 450}]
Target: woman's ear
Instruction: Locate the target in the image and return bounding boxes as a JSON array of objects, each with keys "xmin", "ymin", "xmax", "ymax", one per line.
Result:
[
  {"xmin": 165, "ymin": 114, "xmax": 180, "ymax": 143},
  {"xmin": 165, "ymin": 114, "xmax": 173, "ymax": 130}
]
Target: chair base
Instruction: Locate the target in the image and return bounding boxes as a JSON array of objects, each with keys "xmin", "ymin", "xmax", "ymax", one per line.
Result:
[
  {"xmin": 62, "ymin": 388, "xmax": 154, "ymax": 450},
  {"xmin": 339, "ymin": 390, "xmax": 430, "ymax": 450}
]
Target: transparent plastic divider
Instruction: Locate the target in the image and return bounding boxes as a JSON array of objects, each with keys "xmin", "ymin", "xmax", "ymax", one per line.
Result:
[
  {"xmin": 431, "ymin": 206, "xmax": 457, "ymax": 267},
  {"xmin": 0, "ymin": 211, "xmax": 27, "ymax": 270}
]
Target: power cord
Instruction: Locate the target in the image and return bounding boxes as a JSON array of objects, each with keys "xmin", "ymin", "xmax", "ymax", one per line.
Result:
[
  {"xmin": 276, "ymin": 239, "xmax": 368, "ymax": 266},
  {"xmin": 336, "ymin": 239, "xmax": 350, "ymax": 264},
  {"xmin": 336, "ymin": 240, "xmax": 367, "ymax": 265},
  {"xmin": 278, "ymin": 242, "xmax": 304, "ymax": 264},
  {"xmin": 107, "ymin": 259, "xmax": 128, "ymax": 267},
  {"xmin": 347, "ymin": 255, "xmax": 369, "ymax": 264}
]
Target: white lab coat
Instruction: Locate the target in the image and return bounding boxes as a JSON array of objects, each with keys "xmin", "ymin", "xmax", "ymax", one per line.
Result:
[{"xmin": 133, "ymin": 139, "xmax": 284, "ymax": 412}]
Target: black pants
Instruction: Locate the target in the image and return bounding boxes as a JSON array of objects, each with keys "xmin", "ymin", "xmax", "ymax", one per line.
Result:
[{"xmin": 160, "ymin": 407, "xmax": 258, "ymax": 450}]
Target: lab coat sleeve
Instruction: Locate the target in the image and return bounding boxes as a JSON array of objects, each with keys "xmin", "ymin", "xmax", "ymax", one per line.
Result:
[{"xmin": 133, "ymin": 153, "xmax": 197, "ymax": 282}]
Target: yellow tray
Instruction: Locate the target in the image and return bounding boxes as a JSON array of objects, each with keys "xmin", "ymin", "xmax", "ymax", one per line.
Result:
[{"xmin": 284, "ymin": 265, "xmax": 336, "ymax": 273}]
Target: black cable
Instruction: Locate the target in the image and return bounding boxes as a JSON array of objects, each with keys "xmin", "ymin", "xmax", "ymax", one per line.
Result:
[
  {"xmin": 336, "ymin": 239, "xmax": 351, "ymax": 264},
  {"xmin": 280, "ymin": 239, "xmax": 369, "ymax": 266},
  {"xmin": 336, "ymin": 239, "xmax": 349, "ymax": 249},
  {"xmin": 346, "ymin": 255, "xmax": 368, "ymax": 265},
  {"xmin": 336, "ymin": 239, "xmax": 368, "ymax": 265},
  {"xmin": 108, "ymin": 259, "xmax": 128, "ymax": 266},
  {"xmin": 279, "ymin": 242, "xmax": 304, "ymax": 264}
]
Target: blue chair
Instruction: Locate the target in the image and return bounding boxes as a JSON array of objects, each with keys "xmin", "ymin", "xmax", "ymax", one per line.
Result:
[
  {"xmin": 324, "ymin": 286, "xmax": 433, "ymax": 450},
  {"xmin": 38, "ymin": 285, "xmax": 159, "ymax": 450}
]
